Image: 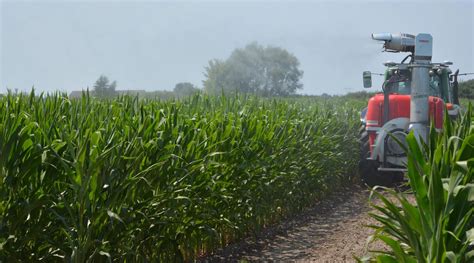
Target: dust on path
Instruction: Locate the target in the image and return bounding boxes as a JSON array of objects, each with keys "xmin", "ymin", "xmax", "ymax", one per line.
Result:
[{"xmin": 203, "ymin": 185, "xmax": 385, "ymax": 262}]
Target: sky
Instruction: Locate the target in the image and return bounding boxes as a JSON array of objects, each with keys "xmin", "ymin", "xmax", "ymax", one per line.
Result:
[{"xmin": 1, "ymin": 0, "xmax": 473, "ymax": 95}]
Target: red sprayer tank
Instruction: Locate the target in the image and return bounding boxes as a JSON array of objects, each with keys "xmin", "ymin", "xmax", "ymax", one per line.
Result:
[{"xmin": 365, "ymin": 93, "xmax": 444, "ymax": 154}]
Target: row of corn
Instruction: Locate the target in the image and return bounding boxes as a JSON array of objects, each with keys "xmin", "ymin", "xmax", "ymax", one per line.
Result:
[{"xmin": 0, "ymin": 91, "xmax": 360, "ymax": 261}]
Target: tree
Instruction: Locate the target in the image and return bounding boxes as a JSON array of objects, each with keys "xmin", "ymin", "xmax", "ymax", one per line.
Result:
[
  {"xmin": 459, "ymin": 79, "xmax": 474, "ymax": 99},
  {"xmin": 203, "ymin": 42, "xmax": 303, "ymax": 96},
  {"xmin": 203, "ymin": 59, "xmax": 230, "ymax": 95},
  {"xmin": 174, "ymin": 82, "xmax": 199, "ymax": 98},
  {"xmin": 93, "ymin": 75, "xmax": 117, "ymax": 98}
]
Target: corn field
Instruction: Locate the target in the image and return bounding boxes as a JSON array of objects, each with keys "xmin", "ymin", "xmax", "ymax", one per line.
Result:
[{"xmin": 0, "ymin": 91, "xmax": 360, "ymax": 261}]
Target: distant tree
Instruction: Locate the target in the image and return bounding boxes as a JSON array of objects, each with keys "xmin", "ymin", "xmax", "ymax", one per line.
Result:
[
  {"xmin": 459, "ymin": 79, "xmax": 474, "ymax": 99},
  {"xmin": 148, "ymin": 90, "xmax": 176, "ymax": 100},
  {"xmin": 93, "ymin": 75, "xmax": 117, "ymax": 98},
  {"xmin": 203, "ymin": 59, "xmax": 229, "ymax": 95},
  {"xmin": 174, "ymin": 82, "xmax": 199, "ymax": 98},
  {"xmin": 203, "ymin": 42, "xmax": 303, "ymax": 96}
]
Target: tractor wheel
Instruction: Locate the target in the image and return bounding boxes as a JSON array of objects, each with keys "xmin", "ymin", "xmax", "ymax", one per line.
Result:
[{"xmin": 358, "ymin": 124, "xmax": 392, "ymax": 187}]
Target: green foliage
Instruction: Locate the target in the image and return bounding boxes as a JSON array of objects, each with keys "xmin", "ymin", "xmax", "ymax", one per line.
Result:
[
  {"xmin": 173, "ymin": 82, "xmax": 200, "ymax": 98},
  {"xmin": 146, "ymin": 90, "xmax": 176, "ymax": 100},
  {"xmin": 459, "ymin": 79, "xmax": 474, "ymax": 99},
  {"xmin": 362, "ymin": 105, "xmax": 474, "ymax": 262},
  {"xmin": 93, "ymin": 75, "xmax": 117, "ymax": 98},
  {"xmin": 343, "ymin": 91, "xmax": 377, "ymax": 100},
  {"xmin": 203, "ymin": 42, "xmax": 303, "ymax": 96},
  {"xmin": 0, "ymin": 91, "xmax": 359, "ymax": 261}
]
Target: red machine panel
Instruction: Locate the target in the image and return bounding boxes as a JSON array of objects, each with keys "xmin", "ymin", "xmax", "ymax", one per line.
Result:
[{"xmin": 366, "ymin": 93, "xmax": 444, "ymax": 130}]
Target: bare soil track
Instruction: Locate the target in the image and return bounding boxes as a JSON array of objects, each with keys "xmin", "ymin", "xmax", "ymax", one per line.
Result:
[{"xmin": 201, "ymin": 185, "xmax": 386, "ymax": 262}]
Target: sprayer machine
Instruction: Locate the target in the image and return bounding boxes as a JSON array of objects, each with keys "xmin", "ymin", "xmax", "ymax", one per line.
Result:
[{"xmin": 359, "ymin": 33, "xmax": 461, "ymax": 185}]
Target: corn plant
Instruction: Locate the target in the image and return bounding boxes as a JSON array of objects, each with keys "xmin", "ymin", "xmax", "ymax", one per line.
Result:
[{"xmin": 362, "ymin": 105, "xmax": 474, "ymax": 262}]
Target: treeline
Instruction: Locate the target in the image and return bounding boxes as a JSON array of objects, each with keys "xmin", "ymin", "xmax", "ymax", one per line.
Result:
[
  {"xmin": 79, "ymin": 42, "xmax": 304, "ymax": 100},
  {"xmin": 459, "ymin": 79, "xmax": 474, "ymax": 99},
  {"xmin": 88, "ymin": 75, "xmax": 200, "ymax": 99}
]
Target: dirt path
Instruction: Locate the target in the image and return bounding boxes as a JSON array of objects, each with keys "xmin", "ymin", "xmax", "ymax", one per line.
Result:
[{"xmin": 203, "ymin": 185, "xmax": 385, "ymax": 262}]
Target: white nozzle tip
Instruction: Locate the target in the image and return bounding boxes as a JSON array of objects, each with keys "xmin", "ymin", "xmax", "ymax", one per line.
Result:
[{"xmin": 372, "ymin": 33, "xmax": 393, "ymax": 41}]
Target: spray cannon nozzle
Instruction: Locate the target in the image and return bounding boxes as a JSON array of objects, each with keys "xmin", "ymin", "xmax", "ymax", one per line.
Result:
[{"xmin": 372, "ymin": 33, "xmax": 416, "ymax": 53}]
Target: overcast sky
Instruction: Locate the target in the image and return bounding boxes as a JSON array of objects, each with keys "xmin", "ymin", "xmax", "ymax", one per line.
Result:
[{"xmin": 1, "ymin": 0, "xmax": 473, "ymax": 95}]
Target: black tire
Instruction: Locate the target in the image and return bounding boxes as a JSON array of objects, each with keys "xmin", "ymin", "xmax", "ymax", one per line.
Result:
[{"xmin": 358, "ymin": 124, "xmax": 393, "ymax": 187}]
